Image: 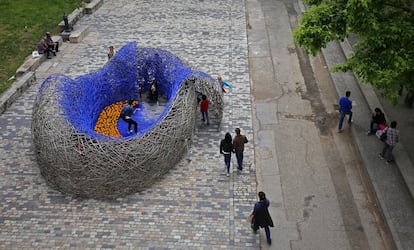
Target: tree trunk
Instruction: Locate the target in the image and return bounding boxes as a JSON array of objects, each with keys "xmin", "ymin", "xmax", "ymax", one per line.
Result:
[{"xmin": 404, "ymin": 93, "xmax": 414, "ymax": 107}]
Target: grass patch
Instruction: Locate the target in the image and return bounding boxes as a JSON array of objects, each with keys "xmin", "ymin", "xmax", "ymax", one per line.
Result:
[{"xmin": 0, "ymin": 0, "xmax": 82, "ymax": 94}]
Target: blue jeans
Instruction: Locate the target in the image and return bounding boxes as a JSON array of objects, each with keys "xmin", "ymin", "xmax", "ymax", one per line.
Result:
[
  {"xmin": 223, "ymin": 153, "xmax": 231, "ymax": 173},
  {"xmin": 369, "ymin": 118, "xmax": 383, "ymax": 134},
  {"xmin": 201, "ymin": 111, "xmax": 209, "ymax": 124},
  {"xmin": 122, "ymin": 117, "xmax": 138, "ymax": 133},
  {"xmin": 235, "ymin": 151, "xmax": 243, "ymax": 170},
  {"xmin": 264, "ymin": 226, "xmax": 271, "ymax": 244},
  {"xmin": 252, "ymin": 225, "xmax": 271, "ymax": 244},
  {"xmin": 338, "ymin": 111, "xmax": 352, "ymax": 130},
  {"xmin": 382, "ymin": 143, "xmax": 395, "ymax": 162}
]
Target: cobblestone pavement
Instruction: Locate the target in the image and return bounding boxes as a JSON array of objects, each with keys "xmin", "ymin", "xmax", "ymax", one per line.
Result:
[{"xmin": 0, "ymin": 0, "xmax": 259, "ymax": 248}]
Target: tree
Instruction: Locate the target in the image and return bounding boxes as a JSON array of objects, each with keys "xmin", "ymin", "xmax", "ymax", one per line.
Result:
[{"xmin": 294, "ymin": 0, "xmax": 414, "ymax": 105}]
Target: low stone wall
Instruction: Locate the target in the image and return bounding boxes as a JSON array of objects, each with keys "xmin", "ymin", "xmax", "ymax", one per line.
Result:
[
  {"xmin": 85, "ymin": 0, "xmax": 104, "ymax": 14},
  {"xmin": 16, "ymin": 36, "xmax": 62, "ymax": 77},
  {"xmin": 0, "ymin": 72, "xmax": 36, "ymax": 115},
  {"xmin": 58, "ymin": 8, "xmax": 85, "ymax": 32},
  {"xmin": 69, "ymin": 26, "xmax": 90, "ymax": 43}
]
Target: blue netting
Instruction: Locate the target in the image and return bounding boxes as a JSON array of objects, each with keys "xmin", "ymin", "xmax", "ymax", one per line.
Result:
[{"xmin": 40, "ymin": 42, "xmax": 196, "ymax": 139}]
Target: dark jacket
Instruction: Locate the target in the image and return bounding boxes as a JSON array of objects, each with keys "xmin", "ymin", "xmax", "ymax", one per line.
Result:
[
  {"xmin": 252, "ymin": 199, "xmax": 274, "ymax": 228},
  {"xmin": 373, "ymin": 113, "xmax": 386, "ymax": 125},
  {"xmin": 220, "ymin": 139, "xmax": 233, "ymax": 154},
  {"xmin": 120, "ymin": 104, "xmax": 134, "ymax": 118}
]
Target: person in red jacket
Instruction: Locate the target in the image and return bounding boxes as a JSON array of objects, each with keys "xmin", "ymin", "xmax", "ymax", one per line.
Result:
[{"xmin": 200, "ymin": 94, "xmax": 209, "ymax": 125}]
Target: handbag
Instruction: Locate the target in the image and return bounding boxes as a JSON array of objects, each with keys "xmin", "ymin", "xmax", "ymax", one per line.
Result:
[
  {"xmin": 248, "ymin": 214, "xmax": 254, "ymax": 224},
  {"xmin": 249, "ymin": 214, "xmax": 257, "ymax": 231},
  {"xmin": 380, "ymin": 129, "xmax": 387, "ymax": 142}
]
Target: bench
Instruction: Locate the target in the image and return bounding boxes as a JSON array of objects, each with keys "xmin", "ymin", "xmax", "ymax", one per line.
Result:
[
  {"xmin": 85, "ymin": 0, "xmax": 104, "ymax": 14},
  {"xmin": 16, "ymin": 36, "xmax": 62, "ymax": 76},
  {"xmin": 58, "ymin": 8, "xmax": 85, "ymax": 32},
  {"xmin": 69, "ymin": 26, "xmax": 90, "ymax": 43}
]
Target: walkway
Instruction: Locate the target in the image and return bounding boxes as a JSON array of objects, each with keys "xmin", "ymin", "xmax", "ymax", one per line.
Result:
[
  {"xmin": 0, "ymin": 0, "xmax": 258, "ymax": 248},
  {"xmin": 1, "ymin": 0, "xmax": 414, "ymax": 249}
]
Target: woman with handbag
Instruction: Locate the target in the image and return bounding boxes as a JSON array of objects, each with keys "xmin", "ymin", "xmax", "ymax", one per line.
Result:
[{"xmin": 250, "ymin": 191, "xmax": 274, "ymax": 245}]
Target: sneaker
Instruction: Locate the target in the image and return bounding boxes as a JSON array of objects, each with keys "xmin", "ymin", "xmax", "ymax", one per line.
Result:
[
  {"xmin": 367, "ymin": 131, "xmax": 373, "ymax": 135},
  {"xmin": 338, "ymin": 129, "xmax": 343, "ymax": 133},
  {"xmin": 386, "ymin": 160, "xmax": 393, "ymax": 165},
  {"xmin": 378, "ymin": 153, "xmax": 384, "ymax": 160},
  {"xmin": 226, "ymin": 173, "xmax": 230, "ymax": 177},
  {"xmin": 267, "ymin": 238, "xmax": 272, "ymax": 245}
]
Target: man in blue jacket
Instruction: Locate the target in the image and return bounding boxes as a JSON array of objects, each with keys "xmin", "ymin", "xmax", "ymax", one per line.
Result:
[
  {"xmin": 338, "ymin": 91, "xmax": 353, "ymax": 133},
  {"xmin": 120, "ymin": 100, "xmax": 139, "ymax": 134}
]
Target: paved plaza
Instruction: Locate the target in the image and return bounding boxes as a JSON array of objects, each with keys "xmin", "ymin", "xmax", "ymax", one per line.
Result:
[
  {"xmin": 1, "ymin": 0, "xmax": 258, "ymax": 248},
  {"xmin": 2, "ymin": 0, "xmax": 414, "ymax": 249}
]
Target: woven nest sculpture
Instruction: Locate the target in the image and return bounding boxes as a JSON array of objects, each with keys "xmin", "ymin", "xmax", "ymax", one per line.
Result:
[{"xmin": 32, "ymin": 41, "xmax": 223, "ymax": 199}]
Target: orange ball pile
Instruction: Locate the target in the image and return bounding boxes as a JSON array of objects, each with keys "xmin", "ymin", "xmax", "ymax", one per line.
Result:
[{"xmin": 94, "ymin": 100, "xmax": 138, "ymax": 138}]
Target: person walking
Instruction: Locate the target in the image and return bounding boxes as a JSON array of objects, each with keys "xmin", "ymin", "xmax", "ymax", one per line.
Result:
[
  {"xmin": 120, "ymin": 100, "xmax": 139, "ymax": 134},
  {"xmin": 220, "ymin": 132, "xmax": 233, "ymax": 177},
  {"xmin": 200, "ymin": 94, "xmax": 209, "ymax": 125},
  {"xmin": 108, "ymin": 45, "xmax": 115, "ymax": 60},
  {"xmin": 250, "ymin": 191, "xmax": 274, "ymax": 245},
  {"xmin": 338, "ymin": 91, "xmax": 353, "ymax": 133},
  {"xmin": 367, "ymin": 107, "xmax": 386, "ymax": 135},
  {"xmin": 233, "ymin": 128, "xmax": 248, "ymax": 173},
  {"xmin": 379, "ymin": 120, "xmax": 400, "ymax": 164},
  {"xmin": 149, "ymin": 80, "xmax": 159, "ymax": 103},
  {"xmin": 217, "ymin": 75, "xmax": 232, "ymax": 93}
]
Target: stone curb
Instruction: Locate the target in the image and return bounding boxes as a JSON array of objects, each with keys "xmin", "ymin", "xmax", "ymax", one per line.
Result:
[
  {"xmin": 297, "ymin": 0, "xmax": 413, "ymax": 200},
  {"xmin": 0, "ymin": 72, "xmax": 36, "ymax": 115},
  {"xmin": 338, "ymin": 39, "xmax": 414, "ymax": 199},
  {"xmin": 326, "ymin": 38, "xmax": 411, "ymax": 250},
  {"xmin": 297, "ymin": 3, "xmax": 412, "ymax": 248}
]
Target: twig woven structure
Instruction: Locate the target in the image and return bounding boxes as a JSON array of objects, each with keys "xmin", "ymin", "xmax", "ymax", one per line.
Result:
[{"xmin": 32, "ymin": 42, "xmax": 223, "ymax": 199}]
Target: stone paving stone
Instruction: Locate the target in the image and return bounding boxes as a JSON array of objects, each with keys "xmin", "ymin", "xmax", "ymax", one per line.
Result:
[{"xmin": 0, "ymin": 0, "xmax": 259, "ymax": 248}]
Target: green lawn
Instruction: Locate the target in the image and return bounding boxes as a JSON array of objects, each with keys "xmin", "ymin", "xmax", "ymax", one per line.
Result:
[{"xmin": 0, "ymin": 0, "xmax": 82, "ymax": 94}]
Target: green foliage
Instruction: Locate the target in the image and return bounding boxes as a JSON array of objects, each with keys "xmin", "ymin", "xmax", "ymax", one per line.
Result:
[
  {"xmin": 295, "ymin": 0, "xmax": 414, "ymax": 104},
  {"xmin": 294, "ymin": 3, "xmax": 347, "ymax": 55},
  {"xmin": 0, "ymin": 0, "xmax": 81, "ymax": 95}
]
